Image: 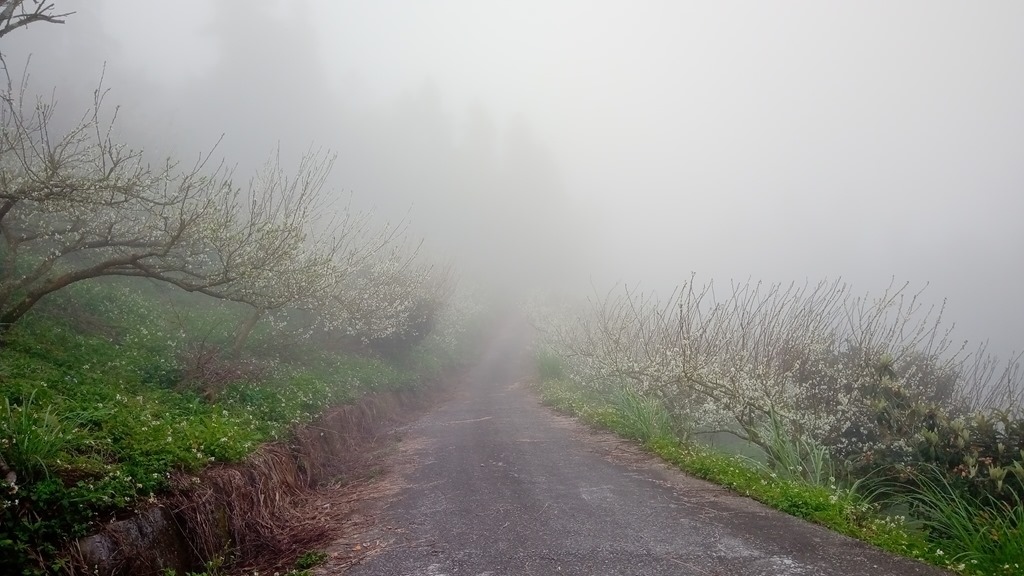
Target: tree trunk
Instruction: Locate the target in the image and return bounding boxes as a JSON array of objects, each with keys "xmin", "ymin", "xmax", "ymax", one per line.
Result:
[
  {"xmin": 230, "ymin": 307, "xmax": 264, "ymax": 357},
  {"xmin": 0, "ymin": 290, "xmax": 49, "ymax": 342},
  {"xmin": 0, "ymin": 255, "xmax": 145, "ymax": 345}
]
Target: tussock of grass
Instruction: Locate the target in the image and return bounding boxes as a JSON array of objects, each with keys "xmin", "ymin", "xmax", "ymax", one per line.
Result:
[
  {"xmin": 749, "ymin": 410, "xmax": 835, "ymax": 487},
  {"xmin": 608, "ymin": 388, "xmax": 675, "ymax": 444},
  {"xmin": 877, "ymin": 467, "xmax": 1024, "ymax": 573}
]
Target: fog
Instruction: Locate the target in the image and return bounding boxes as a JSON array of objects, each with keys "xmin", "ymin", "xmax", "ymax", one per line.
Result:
[{"xmin": 3, "ymin": 1, "xmax": 1022, "ymax": 356}]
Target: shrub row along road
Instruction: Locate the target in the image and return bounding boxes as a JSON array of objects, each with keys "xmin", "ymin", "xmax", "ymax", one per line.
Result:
[{"xmin": 337, "ymin": 320, "xmax": 947, "ymax": 576}]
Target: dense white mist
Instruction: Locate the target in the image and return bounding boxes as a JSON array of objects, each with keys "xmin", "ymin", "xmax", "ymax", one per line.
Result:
[{"xmin": 2, "ymin": 0, "xmax": 1022, "ymax": 355}]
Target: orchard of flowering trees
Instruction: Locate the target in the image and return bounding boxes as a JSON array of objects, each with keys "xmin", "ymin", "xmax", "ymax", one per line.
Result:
[
  {"xmin": 541, "ymin": 278, "xmax": 1023, "ymax": 461},
  {"xmin": 0, "ymin": 66, "xmax": 452, "ymax": 351}
]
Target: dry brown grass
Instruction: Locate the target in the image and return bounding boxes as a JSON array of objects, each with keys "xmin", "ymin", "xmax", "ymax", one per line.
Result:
[{"xmin": 162, "ymin": 387, "xmax": 446, "ymax": 574}]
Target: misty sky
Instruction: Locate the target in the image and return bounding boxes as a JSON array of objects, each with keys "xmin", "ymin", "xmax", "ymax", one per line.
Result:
[{"xmin": 3, "ymin": 1, "xmax": 1022, "ymax": 356}]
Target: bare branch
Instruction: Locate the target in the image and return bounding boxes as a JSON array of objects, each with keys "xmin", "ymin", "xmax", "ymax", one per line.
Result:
[{"xmin": 0, "ymin": 1, "xmax": 72, "ymax": 42}]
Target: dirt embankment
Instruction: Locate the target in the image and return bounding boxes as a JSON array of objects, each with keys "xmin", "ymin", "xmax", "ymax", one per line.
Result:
[{"xmin": 73, "ymin": 384, "xmax": 449, "ymax": 576}]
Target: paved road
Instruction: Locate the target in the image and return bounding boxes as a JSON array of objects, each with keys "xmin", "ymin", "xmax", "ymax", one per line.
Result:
[{"xmin": 341, "ymin": 322, "xmax": 947, "ymax": 576}]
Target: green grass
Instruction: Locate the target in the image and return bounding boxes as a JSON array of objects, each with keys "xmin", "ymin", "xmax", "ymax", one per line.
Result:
[
  {"xmin": 747, "ymin": 409, "xmax": 836, "ymax": 487},
  {"xmin": 159, "ymin": 550, "xmax": 323, "ymax": 576},
  {"xmin": 294, "ymin": 549, "xmax": 328, "ymax": 570},
  {"xmin": 877, "ymin": 467, "xmax": 1024, "ymax": 574},
  {"xmin": 0, "ymin": 283, "xmax": 427, "ymax": 574},
  {"xmin": 534, "ymin": 375, "xmax": 1023, "ymax": 576},
  {"xmin": 536, "ymin": 349, "xmax": 567, "ymax": 382},
  {"xmin": 609, "ymin": 387, "xmax": 675, "ymax": 444},
  {"xmin": 1, "ymin": 392, "xmax": 90, "ymax": 485}
]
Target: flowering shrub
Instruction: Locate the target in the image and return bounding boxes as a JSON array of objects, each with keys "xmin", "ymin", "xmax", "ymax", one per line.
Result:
[
  {"xmin": 326, "ymin": 255, "xmax": 456, "ymax": 353},
  {"xmin": 540, "ymin": 279, "xmax": 1021, "ymax": 459},
  {"xmin": 411, "ymin": 282, "xmax": 484, "ymax": 363},
  {"xmin": 855, "ymin": 401, "xmax": 1024, "ymax": 505}
]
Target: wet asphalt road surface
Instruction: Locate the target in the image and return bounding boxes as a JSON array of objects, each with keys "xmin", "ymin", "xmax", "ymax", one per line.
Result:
[{"xmin": 343, "ymin": 321, "xmax": 947, "ymax": 576}]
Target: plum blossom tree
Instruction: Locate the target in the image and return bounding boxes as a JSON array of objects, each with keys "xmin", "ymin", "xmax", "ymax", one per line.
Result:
[
  {"xmin": 316, "ymin": 239, "xmax": 456, "ymax": 354},
  {"xmin": 0, "ymin": 74, "xmax": 346, "ymax": 341},
  {"xmin": 544, "ymin": 277, "xmax": 1022, "ymax": 454},
  {"xmin": 218, "ymin": 160, "xmax": 402, "ymax": 354}
]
